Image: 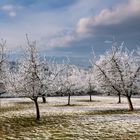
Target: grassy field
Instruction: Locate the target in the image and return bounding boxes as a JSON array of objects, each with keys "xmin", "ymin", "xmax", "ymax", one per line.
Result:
[{"xmin": 1, "ymin": 96, "xmax": 140, "ymax": 140}]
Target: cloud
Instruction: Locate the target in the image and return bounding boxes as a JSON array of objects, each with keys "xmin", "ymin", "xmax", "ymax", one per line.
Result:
[
  {"xmin": 76, "ymin": 0, "xmax": 140, "ymax": 34},
  {"xmin": 0, "ymin": 0, "xmax": 139, "ymax": 58},
  {"xmin": 0, "ymin": 0, "xmax": 99, "ymax": 50},
  {"xmin": 32, "ymin": 0, "xmax": 140, "ymax": 55},
  {"xmin": 8, "ymin": 11, "xmax": 16, "ymax": 17},
  {"xmin": 50, "ymin": 0, "xmax": 140, "ymax": 56},
  {"xmin": 56, "ymin": 0, "xmax": 140, "ymax": 53},
  {"xmin": 2, "ymin": 4, "xmax": 14, "ymax": 11},
  {"xmin": 1, "ymin": 4, "xmax": 22, "ymax": 17}
]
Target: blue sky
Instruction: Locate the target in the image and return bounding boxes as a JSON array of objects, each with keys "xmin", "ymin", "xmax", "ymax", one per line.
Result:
[{"xmin": 0, "ymin": 0, "xmax": 140, "ymax": 65}]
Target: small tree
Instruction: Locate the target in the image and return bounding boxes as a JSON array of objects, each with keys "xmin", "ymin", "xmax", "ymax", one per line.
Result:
[
  {"xmin": 57, "ymin": 65, "xmax": 83, "ymax": 105},
  {"xmin": 41, "ymin": 58, "xmax": 68, "ymax": 98},
  {"xmin": 85, "ymin": 70, "xmax": 95, "ymax": 101}
]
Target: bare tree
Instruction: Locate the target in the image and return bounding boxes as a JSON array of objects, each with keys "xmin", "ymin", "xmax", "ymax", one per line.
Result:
[
  {"xmin": 0, "ymin": 39, "xmax": 7, "ymax": 96},
  {"xmin": 57, "ymin": 65, "xmax": 84, "ymax": 105},
  {"xmin": 85, "ymin": 69, "xmax": 96, "ymax": 101},
  {"xmin": 93, "ymin": 45, "xmax": 140, "ymax": 111},
  {"xmin": 6, "ymin": 36, "xmax": 46, "ymax": 120}
]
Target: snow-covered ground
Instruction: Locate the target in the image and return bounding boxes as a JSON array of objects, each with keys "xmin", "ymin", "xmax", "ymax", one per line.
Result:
[{"xmin": 1, "ymin": 95, "xmax": 140, "ymax": 140}]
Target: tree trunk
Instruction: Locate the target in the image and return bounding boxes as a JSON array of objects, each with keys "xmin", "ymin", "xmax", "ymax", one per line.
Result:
[
  {"xmin": 118, "ymin": 93, "xmax": 121, "ymax": 104},
  {"xmin": 127, "ymin": 96, "xmax": 134, "ymax": 111},
  {"xmin": 89, "ymin": 92, "xmax": 92, "ymax": 101},
  {"xmin": 33, "ymin": 98, "xmax": 40, "ymax": 120},
  {"xmin": 68, "ymin": 93, "xmax": 71, "ymax": 105},
  {"xmin": 42, "ymin": 96, "xmax": 46, "ymax": 103}
]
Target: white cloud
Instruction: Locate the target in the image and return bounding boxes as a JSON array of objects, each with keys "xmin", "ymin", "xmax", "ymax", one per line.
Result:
[
  {"xmin": 0, "ymin": 0, "xmax": 100, "ymax": 50},
  {"xmin": 0, "ymin": 0, "xmax": 139, "ymax": 53},
  {"xmin": 1, "ymin": 4, "xmax": 22, "ymax": 17},
  {"xmin": 76, "ymin": 0, "xmax": 140, "ymax": 34},
  {"xmin": 2, "ymin": 4, "xmax": 14, "ymax": 11},
  {"xmin": 43, "ymin": 34, "xmax": 76, "ymax": 49},
  {"xmin": 9, "ymin": 11, "xmax": 16, "ymax": 17}
]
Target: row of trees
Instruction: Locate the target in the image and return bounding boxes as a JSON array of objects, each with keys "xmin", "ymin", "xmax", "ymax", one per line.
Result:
[{"xmin": 0, "ymin": 37, "xmax": 140, "ymax": 120}]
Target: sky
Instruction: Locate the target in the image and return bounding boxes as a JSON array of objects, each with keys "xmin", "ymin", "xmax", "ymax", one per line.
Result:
[{"xmin": 0, "ymin": 0, "xmax": 140, "ymax": 66}]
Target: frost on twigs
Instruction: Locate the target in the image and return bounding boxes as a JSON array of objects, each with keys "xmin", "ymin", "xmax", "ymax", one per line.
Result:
[
  {"xmin": 5, "ymin": 36, "xmax": 47, "ymax": 120},
  {"xmin": 92, "ymin": 43, "xmax": 140, "ymax": 111}
]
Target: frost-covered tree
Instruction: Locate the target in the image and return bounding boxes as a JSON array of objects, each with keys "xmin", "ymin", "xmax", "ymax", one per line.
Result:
[
  {"xmin": 0, "ymin": 39, "xmax": 7, "ymax": 95},
  {"xmin": 41, "ymin": 59, "xmax": 67, "ymax": 98},
  {"xmin": 93, "ymin": 45, "xmax": 140, "ymax": 111},
  {"xmin": 57, "ymin": 65, "xmax": 84, "ymax": 105},
  {"xmin": 85, "ymin": 70, "xmax": 96, "ymax": 101},
  {"xmin": 40, "ymin": 60, "xmax": 51, "ymax": 103},
  {"xmin": 6, "ymin": 36, "xmax": 46, "ymax": 120}
]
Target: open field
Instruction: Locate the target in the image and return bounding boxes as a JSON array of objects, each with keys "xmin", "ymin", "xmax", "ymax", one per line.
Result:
[{"xmin": 1, "ymin": 96, "xmax": 140, "ymax": 140}]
